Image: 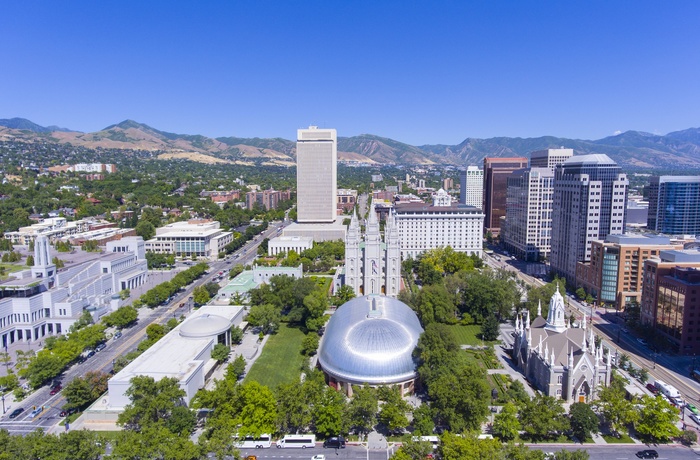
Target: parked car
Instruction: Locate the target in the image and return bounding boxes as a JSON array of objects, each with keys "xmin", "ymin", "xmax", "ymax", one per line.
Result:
[
  {"xmin": 8, "ymin": 407, "xmax": 24, "ymax": 419},
  {"xmin": 59, "ymin": 407, "xmax": 78, "ymax": 417},
  {"xmin": 114, "ymin": 330, "xmax": 122, "ymax": 339},
  {"xmin": 689, "ymin": 413, "xmax": 700, "ymax": 425},
  {"xmin": 636, "ymin": 450, "xmax": 658, "ymax": 459},
  {"xmin": 646, "ymin": 383, "xmax": 659, "ymax": 394},
  {"xmin": 686, "ymin": 403, "xmax": 699, "ymax": 415},
  {"xmin": 86, "ymin": 350, "xmax": 95, "ymax": 358},
  {"xmin": 95, "ymin": 343, "xmax": 106, "ymax": 352},
  {"xmin": 50, "ymin": 384, "xmax": 62, "ymax": 395}
]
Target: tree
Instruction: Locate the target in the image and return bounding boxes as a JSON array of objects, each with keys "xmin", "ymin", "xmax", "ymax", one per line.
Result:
[
  {"xmin": 211, "ymin": 343, "xmax": 231, "ymax": 363},
  {"xmin": 301, "ymin": 333, "xmax": 319, "ymax": 356},
  {"xmin": 593, "ymin": 374, "xmax": 638, "ymax": 436},
  {"xmin": 492, "ymin": 402, "xmax": 520, "ymax": 441},
  {"xmin": 313, "ymin": 386, "xmax": 347, "ymax": 437},
  {"xmin": 377, "ymin": 386, "xmax": 411, "ymax": 434},
  {"xmin": 102, "ymin": 306, "xmax": 138, "ymax": 329},
  {"xmin": 519, "ymin": 394, "xmax": 570, "ymax": 441},
  {"xmin": 275, "ymin": 380, "xmax": 314, "ymax": 434},
  {"xmin": 25, "ymin": 254, "xmax": 34, "ymax": 266},
  {"xmin": 63, "ymin": 371, "xmax": 109, "ymax": 410},
  {"xmin": 392, "ymin": 438, "xmax": 435, "ymax": 460},
  {"xmin": 135, "ymin": 220, "xmax": 156, "ymax": 240},
  {"xmin": 226, "ymin": 355, "xmax": 247, "ymax": 381},
  {"xmin": 247, "ymin": 303, "xmax": 281, "ymax": 334},
  {"xmin": 193, "ymin": 285, "xmax": 210, "ymax": 306},
  {"xmin": 346, "ymin": 385, "xmax": 378, "ymax": 434},
  {"xmin": 230, "ymin": 325, "xmax": 244, "ymax": 344},
  {"xmin": 569, "ymin": 402, "xmax": 599, "ymax": 442},
  {"xmin": 411, "ymin": 403, "xmax": 435, "ymax": 436},
  {"xmin": 232, "ymin": 381, "xmax": 278, "ymax": 437},
  {"xmin": 333, "ymin": 284, "xmax": 356, "ymax": 306},
  {"xmin": 117, "ymin": 376, "xmax": 187, "ymax": 432},
  {"xmin": 635, "ymin": 395, "xmax": 681, "ymax": 443},
  {"xmin": 480, "ymin": 314, "xmax": 500, "ymax": 341},
  {"xmin": 415, "ymin": 284, "xmax": 456, "ymax": 326}
]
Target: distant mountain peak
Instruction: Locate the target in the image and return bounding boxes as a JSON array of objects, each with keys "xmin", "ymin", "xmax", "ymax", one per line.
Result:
[{"xmin": 0, "ymin": 117, "xmax": 74, "ymax": 133}]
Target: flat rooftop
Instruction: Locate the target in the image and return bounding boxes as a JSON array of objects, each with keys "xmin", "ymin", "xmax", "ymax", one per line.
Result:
[{"xmin": 219, "ymin": 270, "xmax": 258, "ymax": 295}]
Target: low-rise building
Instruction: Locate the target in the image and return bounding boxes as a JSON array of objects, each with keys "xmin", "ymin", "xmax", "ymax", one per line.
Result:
[
  {"xmin": 144, "ymin": 220, "xmax": 233, "ymax": 260},
  {"xmin": 267, "ymin": 236, "xmax": 313, "ymax": 256},
  {"xmin": 4, "ymin": 217, "xmax": 114, "ymax": 245},
  {"xmin": 575, "ymin": 234, "xmax": 682, "ymax": 310},
  {"xmin": 337, "ymin": 189, "xmax": 357, "ymax": 213},
  {"xmin": 245, "ymin": 189, "xmax": 291, "ymax": 211}
]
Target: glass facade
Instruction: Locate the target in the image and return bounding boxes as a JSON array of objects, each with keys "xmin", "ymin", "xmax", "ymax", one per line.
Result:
[
  {"xmin": 648, "ymin": 177, "xmax": 700, "ymax": 234},
  {"xmin": 601, "ymin": 247, "xmax": 618, "ymax": 303}
]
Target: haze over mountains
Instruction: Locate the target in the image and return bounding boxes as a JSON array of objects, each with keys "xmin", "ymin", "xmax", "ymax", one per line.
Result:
[{"xmin": 1, "ymin": 117, "xmax": 699, "ymax": 169}]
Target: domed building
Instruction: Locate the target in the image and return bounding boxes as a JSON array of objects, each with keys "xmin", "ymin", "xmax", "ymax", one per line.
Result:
[{"xmin": 318, "ymin": 294, "xmax": 423, "ymax": 396}]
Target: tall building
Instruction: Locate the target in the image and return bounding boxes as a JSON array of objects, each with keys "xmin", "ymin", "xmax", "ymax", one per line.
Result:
[
  {"xmin": 641, "ymin": 250, "xmax": 700, "ymax": 355},
  {"xmin": 460, "ymin": 166, "xmax": 483, "ymax": 208},
  {"xmin": 550, "ymin": 155, "xmax": 628, "ymax": 283},
  {"xmin": 296, "ymin": 126, "xmax": 337, "ymax": 223},
  {"xmin": 344, "ymin": 205, "xmax": 401, "ymax": 297},
  {"xmin": 530, "ymin": 148, "xmax": 574, "ymax": 168},
  {"xmin": 483, "ymin": 157, "xmax": 528, "ymax": 236},
  {"xmin": 575, "ymin": 234, "xmax": 681, "ymax": 310},
  {"xmin": 394, "ymin": 189, "xmax": 484, "ymax": 259},
  {"xmin": 647, "ymin": 176, "xmax": 700, "ymax": 235},
  {"xmin": 502, "ymin": 167, "xmax": 555, "ymax": 261}
]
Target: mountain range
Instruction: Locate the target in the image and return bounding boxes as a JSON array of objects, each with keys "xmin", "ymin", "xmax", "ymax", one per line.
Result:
[{"xmin": 2, "ymin": 117, "xmax": 700, "ymax": 169}]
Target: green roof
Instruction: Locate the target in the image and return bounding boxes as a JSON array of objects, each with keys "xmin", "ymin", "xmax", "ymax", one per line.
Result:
[{"xmin": 219, "ymin": 271, "xmax": 258, "ymax": 294}]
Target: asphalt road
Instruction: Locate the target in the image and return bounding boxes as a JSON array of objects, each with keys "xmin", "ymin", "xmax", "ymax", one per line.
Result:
[{"xmin": 234, "ymin": 444, "xmax": 700, "ymax": 460}]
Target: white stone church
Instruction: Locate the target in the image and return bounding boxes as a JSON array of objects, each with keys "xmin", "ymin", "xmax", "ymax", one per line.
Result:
[
  {"xmin": 512, "ymin": 286, "xmax": 612, "ymax": 402},
  {"xmin": 344, "ymin": 204, "xmax": 401, "ymax": 297}
]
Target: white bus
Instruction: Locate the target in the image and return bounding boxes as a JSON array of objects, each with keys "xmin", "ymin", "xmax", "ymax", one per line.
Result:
[
  {"xmin": 412, "ymin": 436, "xmax": 439, "ymax": 450},
  {"xmin": 276, "ymin": 434, "xmax": 316, "ymax": 448},
  {"xmin": 234, "ymin": 434, "xmax": 272, "ymax": 449}
]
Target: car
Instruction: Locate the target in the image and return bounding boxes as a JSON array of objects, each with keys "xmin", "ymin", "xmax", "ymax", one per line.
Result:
[
  {"xmin": 637, "ymin": 338, "xmax": 648, "ymax": 346},
  {"xmin": 86, "ymin": 350, "xmax": 96, "ymax": 358},
  {"xmin": 646, "ymin": 383, "xmax": 658, "ymax": 394},
  {"xmin": 311, "ymin": 456, "xmax": 326, "ymax": 460},
  {"xmin": 8, "ymin": 407, "xmax": 24, "ymax": 419},
  {"xmin": 95, "ymin": 343, "xmax": 106, "ymax": 352},
  {"xmin": 50, "ymin": 384, "xmax": 62, "ymax": 395},
  {"xmin": 636, "ymin": 450, "xmax": 658, "ymax": 459},
  {"xmin": 114, "ymin": 330, "xmax": 122, "ymax": 339},
  {"xmin": 29, "ymin": 407, "xmax": 44, "ymax": 418},
  {"xmin": 686, "ymin": 403, "xmax": 699, "ymax": 415},
  {"xmin": 244, "ymin": 456, "xmax": 257, "ymax": 460},
  {"xmin": 690, "ymin": 413, "xmax": 700, "ymax": 425},
  {"xmin": 59, "ymin": 407, "xmax": 78, "ymax": 417}
]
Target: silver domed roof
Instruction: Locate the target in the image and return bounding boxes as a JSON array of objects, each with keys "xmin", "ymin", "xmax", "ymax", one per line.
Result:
[
  {"xmin": 180, "ymin": 314, "xmax": 230, "ymax": 338},
  {"xmin": 318, "ymin": 295, "xmax": 423, "ymax": 385}
]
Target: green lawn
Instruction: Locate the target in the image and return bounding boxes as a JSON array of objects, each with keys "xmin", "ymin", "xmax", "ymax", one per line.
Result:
[
  {"xmin": 245, "ymin": 325, "xmax": 306, "ymax": 388},
  {"xmin": 0, "ymin": 263, "xmax": 25, "ymax": 280},
  {"xmin": 447, "ymin": 324, "xmax": 499, "ymax": 346}
]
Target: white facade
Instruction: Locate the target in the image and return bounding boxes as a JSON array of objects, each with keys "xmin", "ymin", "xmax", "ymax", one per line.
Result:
[
  {"xmin": 144, "ymin": 220, "xmax": 233, "ymax": 260},
  {"xmin": 344, "ymin": 205, "xmax": 401, "ymax": 297},
  {"xmin": 106, "ymin": 305, "xmax": 245, "ymax": 410},
  {"xmin": 460, "ymin": 166, "xmax": 483, "ymax": 208},
  {"xmin": 529, "ymin": 148, "xmax": 574, "ymax": 168},
  {"xmin": 4, "ymin": 217, "xmax": 107, "ymax": 245},
  {"xmin": 267, "ymin": 236, "xmax": 313, "ymax": 256},
  {"xmin": 0, "ymin": 236, "xmax": 148, "ymax": 349},
  {"xmin": 503, "ymin": 167, "xmax": 555, "ymax": 261},
  {"xmin": 550, "ymin": 154, "xmax": 628, "ymax": 283},
  {"xmin": 296, "ymin": 126, "xmax": 337, "ymax": 223},
  {"xmin": 394, "ymin": 189, "xmax": 484, "ymax": 260}
]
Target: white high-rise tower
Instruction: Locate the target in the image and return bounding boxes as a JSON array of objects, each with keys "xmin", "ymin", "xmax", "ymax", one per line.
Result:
[{"xmin": 296, "ymin": 126, "xmax": 337, "ymax": 223}]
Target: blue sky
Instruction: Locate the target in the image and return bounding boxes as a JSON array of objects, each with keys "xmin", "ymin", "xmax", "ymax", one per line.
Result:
[{"xmin": 1, "ymin": 1, "xmax": 698, "ymax": 145}]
